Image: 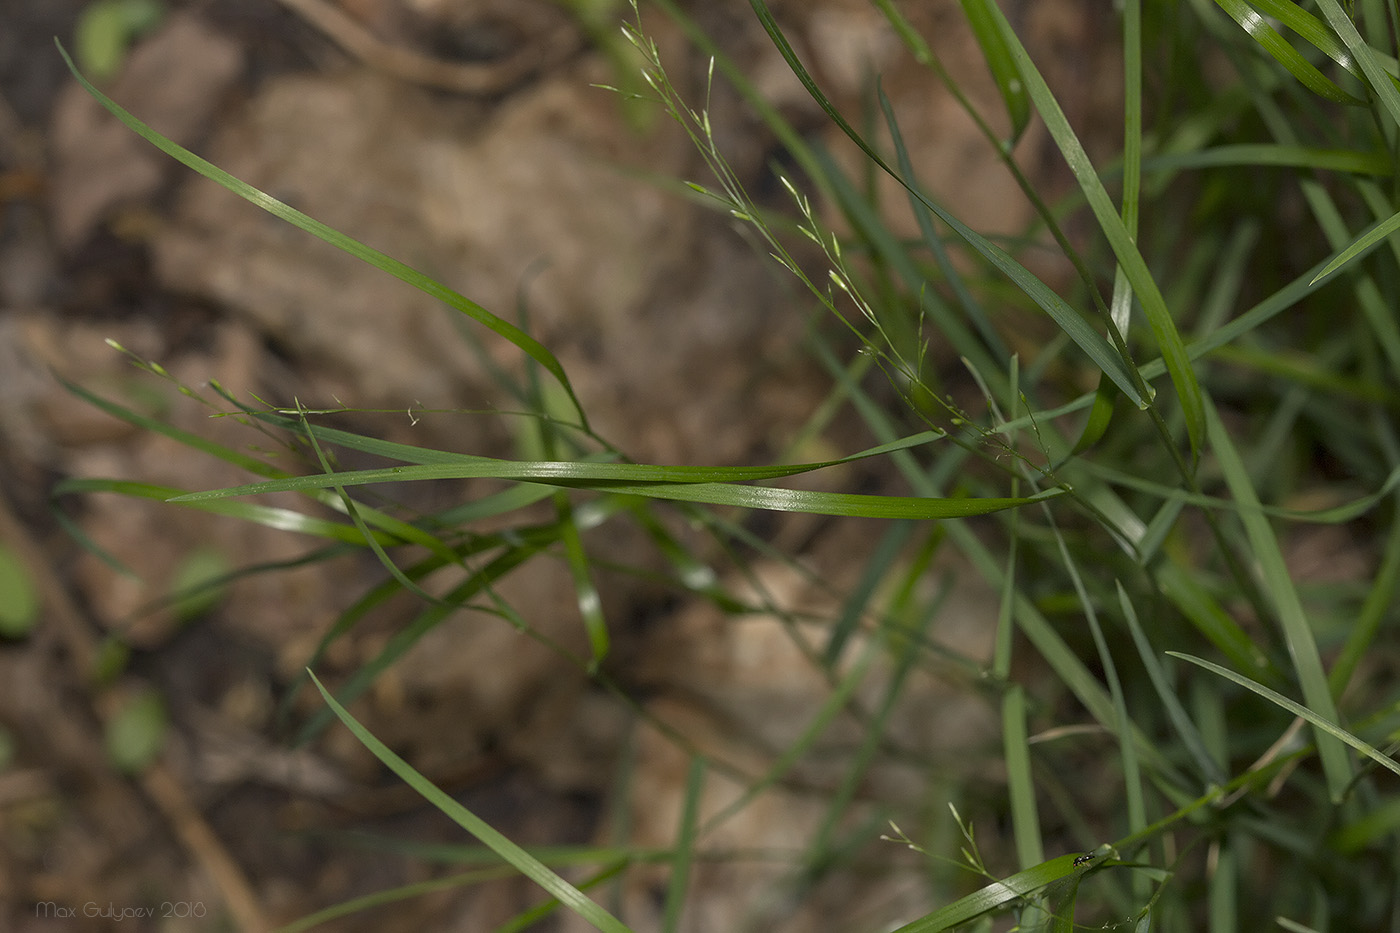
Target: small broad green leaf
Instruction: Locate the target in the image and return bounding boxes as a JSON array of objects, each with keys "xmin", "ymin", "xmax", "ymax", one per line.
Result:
[
  {"xmin": 105, "ymin": 688, "xmax": 168, "ymax": 774},
  {"xmin": 0, "ymin": 544, "xmax": 40, "ymax": 639},
  {"xmin": 168, "ymin": 547, "xmax": 230, "ymax": 621},
  {"xmin": 75, "ymin": 0, "xmax": 166, "ymax": 81},
  {"xmin": 92, "ymin": 636, "xmax": 132, "ymax": 685}
]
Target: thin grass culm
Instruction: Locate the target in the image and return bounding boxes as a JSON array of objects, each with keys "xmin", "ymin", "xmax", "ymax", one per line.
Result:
[{"xmin": 53, "ymin": 0, "xmax": 1400, "ymax": 930}]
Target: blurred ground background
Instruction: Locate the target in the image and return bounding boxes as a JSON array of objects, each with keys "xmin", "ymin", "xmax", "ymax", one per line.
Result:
[{"xmin": 0, "ymin": 1, "xmax": 1114, "ymax": 929}]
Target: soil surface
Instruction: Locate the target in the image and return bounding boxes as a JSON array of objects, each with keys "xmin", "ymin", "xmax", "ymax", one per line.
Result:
[{"xmin": 0, "ymin": 2, "xmax": 1115, "ymax": 930}]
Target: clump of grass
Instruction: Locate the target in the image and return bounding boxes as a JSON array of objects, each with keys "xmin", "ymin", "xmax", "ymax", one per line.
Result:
[{"xmin": 55, "ymin": 0, "xmax": 1400, "ymax": 929}]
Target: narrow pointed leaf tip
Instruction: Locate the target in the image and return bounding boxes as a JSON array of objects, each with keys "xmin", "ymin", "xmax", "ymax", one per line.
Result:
[{"xmin": 1310, "ymin": 209, "xmax": 1400, "ymax": 286}]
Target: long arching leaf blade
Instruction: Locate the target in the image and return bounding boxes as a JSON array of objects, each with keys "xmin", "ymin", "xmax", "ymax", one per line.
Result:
[{"xmin": 55, "ymin": 40, "xmax": 592, "ymax": 431}]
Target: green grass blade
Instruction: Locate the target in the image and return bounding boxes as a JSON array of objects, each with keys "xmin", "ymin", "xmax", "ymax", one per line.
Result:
[
  {"xmin": 307, "ymin": 671, "xmax": 634, "ymax": 933},
  {"xmin": 1116, "ymin": 0, "xmax": 1143, "ymax": 316},
  {"xmin": 996, "ymin": 513, "xmax": 1044, "ymax": 868},
  {"xmin": 1247, "ymin": 0, "xmax": 1367, "ymax": 77},
  {"xmin": 1310, "ymin": 207, "xmax": 1400, "ymax": 285},
  {"xmin": 494, "ymin": 864, "xmax": 631, "ymax": 933},
  {"xmin": 745, "ymin": 0, "xmax": 1150, "ymax": 408},
  {"xmin": 1212, "ymin": 0, "xmax": 1366, "ymax": 104},
  {"xmin": 1314, "ymin": 0, "xmax": 1400, "ymax": 125},
  {"xmin": 181, "ymin": 429, "xmax": 943, "ymax": 485},
  {"xmin": 1328, "ymin": 497, "xmax": 1400, "ymax": 697},
  {"xmin": 881, "ymin": 98, "xmax": 1008, "ymax": 361},
  {"xmin": 51, "ymin": 478, "xmax": 396, "ymax": 545},
  {"xmin": 1046, "ymin": 871, "xmax": 1085, "ymax": 933},
  {"xmin": 55, "ymin": 40, "xmax": 591, "ymax": 432},
  {"xmin": 661, "ymin": 757, "xmax": 705, "ymax": 933},
  {"xmin": 295, "ymin": 543, "xmax": 542, "ymax": 744},
  {"xmin": 1001, "ymin": 682, "xmax": 1040, "ymax": 866},
  {"xmin": 886, "ymin": 855, "xmax": 1086, "ymax": 932},
  {"xmin": 556, "ymin": 492, "xmax": 609, "ymax": 669},
  {"xmin": 164, "ymin": 453, "xmax": 1067, "ymax": 521},
  {"xmin": 58, "ymin": 376, "xmax": 284, "ymax": 478},
  {"xmin": 1204, "ymin": 397, "xmax": 1354, "ymax": 799},
  {"xmin": 822, "ymin": 521, "xmax": 913, "ymax": 665},
  {"xmin": 700, "ymin": 635, "xmax": 880, "ymax": 836},
  {"xmin": 276, "ymin": 869, "xmax": 514, "ymax": 933},
  {"xmin": 958, "ymin": 0, "xmax": 1032, "ymax": 143},
  {"xmin": 1141, "ymin": 144, "xmax": 1390, "ymax": 175},
  {"xmin": 1119, "ymin": 582, "xmax": 1225, "ymax": 784},
  {"xmin": 1168, "ymin": 653, "xmax": 1400, "ymax": 780},
  {"xmin": 1154, "ymin": 560, "xmax": 1278, "ymax": 686},
  {"xmin": 984, "ymin": 2, "xmax": 1205, "ymax": 458},
  {"xmin": 1069, "ymin": 378, "xmax": 1119, "ymax": 457}
]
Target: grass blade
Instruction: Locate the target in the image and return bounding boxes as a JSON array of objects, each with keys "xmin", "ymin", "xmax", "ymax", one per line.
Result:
[
  {"xmin": 1314, "ymin": 0, "xmax": 1400, "ymax": 125},
  {"xmin": 51, "ymin": 478, "xmax": 394, "ymax": 545},
  {"xmin": 1309, "ymin": 207, "xmax": 1400, "ymax": 285},
  {"xmin": 887, "ymin": 854, "xmax": 1087, "ymax": 932},
  {"xmin": 55, "ymin": 40, "xmax": 591, "ymax": 432},
  {"xmin": 1247, "ymin": 0, "xmax": 1367, "ymax": 77},
  {"xmin": 1168, "ymin": 653, "xmax": 1400, "ymax": 780},
  {"xmin": 745, "ymin": 0, "xmax": 1150, "ymax": 408},
  {"xmin": 164, "ymin": 453, "xmax": 1068, "ymax": 521},
  {"xmin": 1142, "ymin": 143, "xmax": 1390, "ymax": 175},
  {"xmin": 1212, "ymin": 0, "xmax": 1366, "ymax": 104},
  {"xmin": 277, "ymin": 869, "xmax": 513, "ymax": 933},
  {"xmin": 958, "ymin": 0, "xmax": 1032, "ymax": 143},
  {"xmin": 1119, "ymin": 582, "xmax": 1225, "ymax": 784},
  {"xmin": 1204, "ymin": 397, "xmax": 1353, "ymax": 799},
  {"xmin": 983, "ymin": 1, "xmax": 1205, "ymax": 458},
  {"xmin": 996, "ymin": 512, "xmax": 1043, "ymax": 868},
  {"xmin": 661, "ymin": 757, "xmax": 705, "ymax": 933},
  {"xmin": 307, "ymin": 671, "xmax": 634, "ymax": 933},
  {"xmin": 295, "ymin": 543, "xmax": 542, "ymax": 744},
  {"xmin": 1155, "ymin": 560, "xmax": 1278, "ymax": 687},
  {"xmin": 556, "ymin": 491, "xmax": 609, "ymax": 669},
  {"xmin": 1328, "ymin": 496, "xmax": 1400, "ymax": 697}
]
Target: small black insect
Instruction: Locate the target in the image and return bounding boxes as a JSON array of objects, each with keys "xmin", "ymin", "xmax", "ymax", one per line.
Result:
[{"xmin": 1073, "ymin": 853, "xmax": 1096, "ymax": 867}]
